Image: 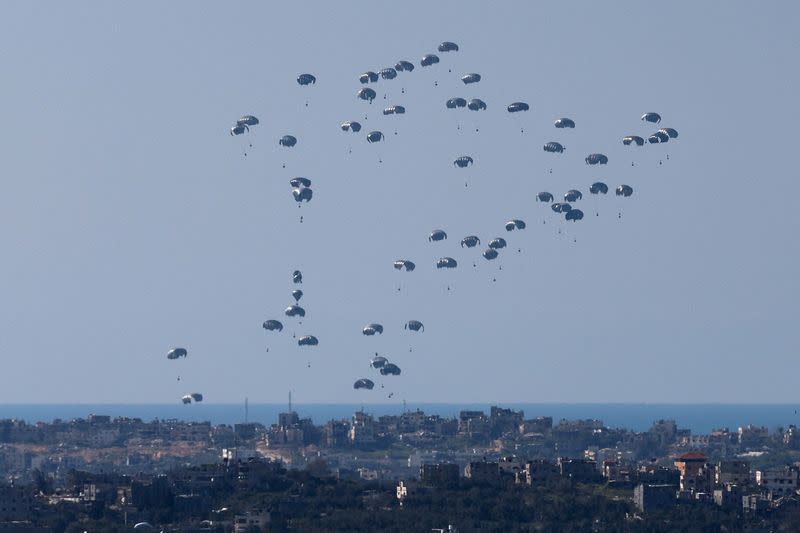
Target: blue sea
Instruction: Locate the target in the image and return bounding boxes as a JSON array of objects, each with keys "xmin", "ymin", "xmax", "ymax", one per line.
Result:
[{"xmin": 0, "ymin": 404, "xmax": 797, "ymax": 435}]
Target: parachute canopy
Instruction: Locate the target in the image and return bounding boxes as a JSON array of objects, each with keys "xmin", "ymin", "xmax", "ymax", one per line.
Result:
[
  {"xmin": 379, "ymin": 67, "xmax": 397, "ymax": 80},
  {"xmin": 293, "ymin": 270, "xmax": 303, "ymax": 284},
  {"xmin": 623, "ymin": 135, "xmax": 645, "ymax": 146},
  {"xmin": 405, "ymin": 320, "xmax": 424, "ymax": 332},
  {"xmin": 616, "ymin": 185, "xmax": 633, "ymax": 197},
  {"xmin": 370, "ymin": 355, "xmax": 388, "ymax": 369},
  {"xmin": 505, "ymin": 219, "xmax": 526, "ymax": 231},
  {"xmin": 551, "ymin": 202, "xmax": 572, "ymax": 213},
  {"xmin": 564, "ymin": 189, "xmax": 583, "ymax": 202},
  {"xmin": 380, "ymin": 363, "xmax": 401, "ymax": 376},
  {"xmin": 181, "ymin": 395, "xmax": 192, "ymax": 405},
  {"xmin": 285, "ymin": 305, "xmax": 306, "ymax": 317},
  {"xmin": 438, "ymin": 42, "xmax": 459, "ymax": 52},
  {"xmin": 354, "ymin": 378, "xmax": 375, "ymax": 390},
  {"xmin": 292, "ymin": 187, "xmax": 313, "ymax": 203},
  {"xmin": 359, "ymin": 71, "xmax": 379, "ymax": 84},
  {"xmin": 554, "ymin": 118, "xmax": 575, "ymax": 128},
  {"xmin": 467, "ymin": 99, "xmax": 487, "ymax": 111},
  {"xmin": 167, "ymin": 348, "xmax": 187, "ymax": 360},
  {"xmin": 659, "ymin": 127, "xmax": 679, "ymax": 139},
  {"xmin": 488, "ymin": 237, "xmax": 506, "ymax": 249},
  {"xmin": 507, "ymin": 102, "xmax": 529, "ymax": 113},
  {"xmin": 395, "ymin": 60, "xmax": 415, "ymax": 72},
  {"xmin": 429, "ymin": 230, "xmax": 447, "ymax": 242},
  {"xmin": 237, "ymin": 115, "xmax": 259, "ymax": 127},
  {"xmin": 565, "ymin": 209, "xmax": 584, "ymax": 221},
  {"xmin": 341, "ymin": 121, "xmax": 362, "ymax": 132},
  {"xmin": 421, "ymin": 54, "xmax": 440, "ymax": 66},
  {"xmin": 436, "ymin": 257, "xmax": 457, "ymax": 269},
  {"xmin": 589, "ymin": 182, "xmax": 609, "ymax": 195},
  {"xmin": 537, "ymin": 191, "xmax": 554, "ymax": 203},
  {"xmin": 363, "ymin": 323, "xmax": 384, "ymax": 336},
  {"xmin": 653, "ymin": 130, "xmax": 669, "ymax": 143},
  {"xmin": 461, "ymin": 73, "xmax": 481, "ymax": 84},
  {"xmin": 483, "ymin": 248, "xmax": 499, "ymax": 260},
  {"xmin": 461, "ymin": 235, "xmax": 480, "ymax": 248},
  {"xmin": 231, "ymin": 124, "xmax": 248, "ymax": 136},
  {"xmin": 367, "ymin": 131, "xmax": 384, "ymax": 143},
  {"xmin": 454, "ymin": 156, "xmax": 473, "ymax": 168},
  {"xmin": 394, "ymin": 260, "xmax": 415, "ymax": 272},
  {"xmin": 446, "ymin": 97, "xmax": 467, "ymax": 109},
  {"xmin": 297, "ymin": 73, "xmax": 316, "ymax": 86},
  {"xmin": 544, "ymin": 142, "xmax": 565, "ymax": 153},
  {"xmin": 279, "ymin": 135, "xmax": 297, "ymax": 147},
  {"xmin": 292, "ymin": 289, "xmax": 303, "ymax": 303},
  {"xmin": 585, "ymin": 153, "xmax": 608, "ymax": 165},
  {"xmin": 290, "ymin": 177, "xmax": 311, "ymax": 188},
  {"xmin": 263, "ymin": 320, "xmax": 284, "ymax": 332},
  {"xmin": 641, "ymin": 112, "xmax": 661, "ymax": 123},
  {"xmin": 357, "ymin": 87, "xmax": 377, "ymax": 102},
  {"xmin": 298, "ymin": 335, "xmax": 319, "ymax": 346},
  {"xmin": 190, "ymin": 392, "xmax": 203, "ymax": 402},
  {"xmin": 383, "ymin": 105, "xmax": 405, "ymax": 115}
]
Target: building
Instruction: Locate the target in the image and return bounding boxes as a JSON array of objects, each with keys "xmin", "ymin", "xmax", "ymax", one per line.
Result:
[
  {"xmin": 0, "ymin": 485, "xmax": 33, "ymax": 522},
  {"xmin": 716, "ymin": 460, "xmax": 751, "ymax": 487},
  {"xmin": 674, "ymin": 452, "xmax": 711, "ymax": 492},
  {"xmin": 464, "ymin": 460, "xmax": 500, "ymax": 484},
  {"xmin": 524, "ymin": 460, "xmax": 559, "ymax": 485},
  {"xmin": 634, "ymin": 483, "xmax": 677, "ymax": 512},
  {"xmin": 755, "ymin": 467, "xmax": 798, "ymax": 497},
  {"xmin": 558, "ymin": 458, "xmax": 601, "ymax": 482},
  {"xmin": 420, "ymin": 463, "xmax": 459, "ymax": 489},
  {"xmin": 233, "ymin": 509, "xmax": 270, "ymax": 533}
]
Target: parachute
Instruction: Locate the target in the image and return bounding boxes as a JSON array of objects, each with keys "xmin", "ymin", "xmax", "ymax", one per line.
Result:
[
  {"xmin": 438, "ymin": 42, "xmax": 459, "ymax": 52},
  {"xmin": 507, "ymin": 102, "xmax": 529, "ymax": 113},
  {"xmin": 616, "ymin": 185, "xmax": 633, "ymax": 197},
  {"xmin": 554, "ymin": 118, "xmax": 575, "ymax": 128},
  {"xmin": 279, "ymin": 135, "xmax": 297, "ymax": 147},
  {"xmin": 641, "ymin": 112, "xmax": 661, "ymax": 123},
  {"xmin": 436, "ymin": 257, "xmax": 457, "ymax": 269},
  {"xmin": 565, "ymin": 209, "xmax": 584, "ymax": 221},
  {"xmin": 285, "ymin": 305, "xmax": 306, "ymax": 317},
  {"xmin": 292, "ymin": 289, "xmax": 303, "ymax": 303},
  {"xmin": 190, "ymin": 392, "xmax": 203, "ymax": 402},
  {"xmin": 292, "ymin": 187, "xmax": 313, "ymax": 203},
  {"xmin": 405, "ymin": 320, "xmax": 424, "ymax": 332},
  {"xmin": 394, "ymin": 260, "xmax": 416, "ymax": 272},
  {"xmin": 370, "ymin": 355, "xmax": 388, "ymax": 369},
  {"xmin": 454, "ymin": 156, "xmax": 473, "ymax": 168},
  {"xmin": 181, "ymin": 395, "xmax": 192, "ymax": 405},
  {"xmin": 623, "ymin": 135, "xmax": 645, "ymax": 146},
  {"xmin": 537, "ymin": 192, "xmax": 554, "ymax": 203},
  {"xmin": 483, "ymin": 248, "xmax": 499, "ymax": 260},
  {"xmin": 461, "ymin": 235, "xmax": 480, "ymax": 248},
  {"xmin": 357, "ymin": 87, "xmax": 377, "ymax": 102},
  {"xmin": 367, "ymin": 131, "xmax": 384, "ymax": 143},
  {"xmin": 653, "ymin": 131, "xmax": 670, "ymax": 143},
  {"xmin": 354, "ymin": 378, "xmax": 375, "ymax": 390},
  {"xmin": 290, "ymin": 177, "xmax": 311, "ymax": 188},
  {"xmin": 488, "ymin": 238, "xmax": 506, "ymax": 249},
  {"xmin": 380, "ymin": 363, "xmax": 401, "ymax": 376},
  {"xmin": 585, "ymin": 153, "xmax": 608, "ymax": 165},
  {"xmin": 421, "ymin": 54, "xmax": 440, "ymax": 66},
  {"xmin": 383, "ymin": 105, "xmax": 406, "ymax": 115},
  {"xmin": 647, "ymin": 135, "xmax": 661, "ymax": 144},
  {"xmin": 230, "ymin": 124, "xmax": 249, "ymax": 136},
  {"xmin": 380, "ymin": 67, "xmax": 397, "ymax": 80},
  {"xmin": 505, "ymin": 219, "xmax": 526, "ymax": 231},
  {"xmin": 298, "ymin": 335, "xmax": 319, "ymax": 347},
  {"xmin": 341, "ymin": 121, "xmax": 362, "ymax": 132},
  {"xmin": 543, "ymin": 142, "xmax": 565, "ymax": 153},
  {"xmin": 363, "ymin": 323, "xmax": 384, "ymax": 336},
  {"xmin": 659, "ymin": 127, "xmax": 679, "ymax": 139},
  {"xmin": 461, "ymin": 73, "xmax": 481, "ymax": 84},
  {"xmin": 359, "ymin": 71, "xmax": 379, "ymax": 84},
  {"xmin": 564, "ymin": 190, "xmax": 583, "ymax": 202},
  {"xmin": 167, "ymin": 348, "xmax": 188, "ymax": 360},
  {"xmin": 395, "ymin": 60, "xmax": 415, "ymax": 72},
  {"xmin": 293, "ymin": 270, "xmax": 303, "ymax": 284},
  {"xmin": 262, "ymin": 320, "xmax": 284, "ymax": 332},
  {"xmin": 589, "ymin": 182, "xmax": 609, "ymax": 194},
  {"xmin": 467, "ymin": 99, "xmax": 487, "ymax": 111},
  {"xmin": 551, "ymin": 202, "xmax": 572, "ymax": 213},
  {"xmin": 297, "ymin": 74, "xmax": 316, "ymax": 86},
  {"xmin": 237, "ymin": 115, "xmax": 259, "ymax": 127},
  {"xmin": 446, "ymin": 97, "xmax": 467, "ymax": 109},
  {"xmin": 429, "ymin": 230, "xmax": 447, "ymax": 242}
]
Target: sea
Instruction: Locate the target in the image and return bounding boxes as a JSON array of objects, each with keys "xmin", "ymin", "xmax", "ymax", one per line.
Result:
[{"xmin": 0, "ymin": 403, "xmax": 797, "ymax": 435}]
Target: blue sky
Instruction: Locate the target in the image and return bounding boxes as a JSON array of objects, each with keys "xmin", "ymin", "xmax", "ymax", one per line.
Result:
[{"xmin": 1, "ymin": 1, "xmax": 798, "ymax": 403}]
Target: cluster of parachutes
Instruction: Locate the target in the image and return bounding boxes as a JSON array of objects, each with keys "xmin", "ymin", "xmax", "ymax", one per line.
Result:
[
  {"xmin": 165, "ymin": 348, "xmax": 203, "ymax": 405},
  {"xmin": 215, "ymin": 39, "xmax": 684, "ymax": 403}
]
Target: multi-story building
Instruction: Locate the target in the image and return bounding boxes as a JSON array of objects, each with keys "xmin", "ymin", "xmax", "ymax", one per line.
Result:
[
  {"xmin": 755, "ymin": 467, "xmax": 798, "ymax": 497},
  {"xmin": 674, "ymin": 452, "xmax": 712, "ymax": 492},
  {"xmin": 716, "ymin": 460, "xmax": 751, "ymax": 487}
]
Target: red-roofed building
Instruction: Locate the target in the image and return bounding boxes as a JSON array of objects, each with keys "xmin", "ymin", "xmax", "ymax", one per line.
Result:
[{"xmin": 674, "ymin": 452, "xmax": 712, "ymax": 492}]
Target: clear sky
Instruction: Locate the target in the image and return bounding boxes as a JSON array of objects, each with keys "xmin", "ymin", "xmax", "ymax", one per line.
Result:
[{"xmin": 1, "ymin": 1, "xmax": 798, "ymax": 404}]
